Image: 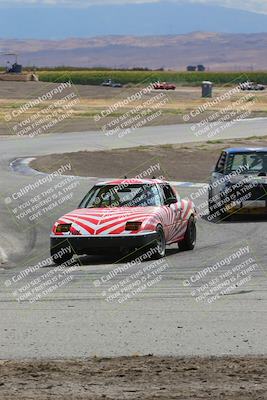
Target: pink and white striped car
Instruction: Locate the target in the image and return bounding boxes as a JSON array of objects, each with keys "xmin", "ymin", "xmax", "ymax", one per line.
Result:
[{"xmin": 50, "ymin": 179, "xmax": 197, "ymax": 264}]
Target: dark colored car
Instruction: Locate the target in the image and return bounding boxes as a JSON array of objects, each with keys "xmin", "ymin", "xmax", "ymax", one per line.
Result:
[
  {"xmin": 101, "ymin": 79, "xmax": 123, "ymax": 88},
  {"xmin": 209, "ymin": 147, "xmax": 267, "ymax": 217},
  {"xmin": 241, "ymin": 82, "xmax": 265, "ymax": 91}
]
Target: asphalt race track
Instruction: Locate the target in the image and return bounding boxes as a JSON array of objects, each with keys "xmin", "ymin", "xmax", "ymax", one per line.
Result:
[{"xmin": 0, "ymin": 120, "xmax": 267, "ymax": 359}]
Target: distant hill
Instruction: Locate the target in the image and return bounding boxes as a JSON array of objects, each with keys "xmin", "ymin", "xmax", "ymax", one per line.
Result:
[{"xmin": 1, "ymin": 32, "xmax": 267, "ymax": 70}]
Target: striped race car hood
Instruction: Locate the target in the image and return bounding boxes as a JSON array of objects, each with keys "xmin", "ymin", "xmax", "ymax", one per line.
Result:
[{"xmin": 52, "ymin": 206, "xmax": 161, "ymax": 236}]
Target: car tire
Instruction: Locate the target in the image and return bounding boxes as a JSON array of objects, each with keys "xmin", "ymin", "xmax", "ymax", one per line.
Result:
[
  {"xmin": 208, "ymin": 192, "xmax": 215, "ymax": 215},
  {"xmin": 152, "ymin": 226, "xmax": 166, "ymax": 259},
  {"xmin": 217, "ymin": 193, "xmax": 230, "ymax": 220},
  {"xmin": 178, "ymin": 216, "xmax": 196, "ymax": 251},
  {"xmin": 209, "ymin": 192, "xmax": 228, "ymax": 220},
  {"xmin": 51, "ymin": 247, "xmax": 74, "ymax": 265}
]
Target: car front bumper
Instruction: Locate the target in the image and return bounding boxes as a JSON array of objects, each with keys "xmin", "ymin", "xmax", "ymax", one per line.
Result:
[
  {"xmin": 223, "ymin": 183, "xmax": 267, "ymax": 215},
  {"xmin": 50, "ymin": 232, "xmax": 158, "ymax": 255},
  {"xmin": 226, "ymin": 206, "xmax": 267, "ymax": 215},
  {"xmin": 225, "ymin": 201, "xmax": 267, "ymax": 215}
]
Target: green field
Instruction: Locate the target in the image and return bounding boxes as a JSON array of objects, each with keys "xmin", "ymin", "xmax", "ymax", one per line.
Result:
[{"xmin": 38, "ymin": 70, "xmax": 267, "ymax": 86}]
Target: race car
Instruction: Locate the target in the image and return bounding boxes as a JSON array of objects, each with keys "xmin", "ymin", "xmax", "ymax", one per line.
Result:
[
  {"xmin": 50, "ymin": 179, "xmax": 197, "ymax": 264},
  {"xmin": 208, "ymin": 147, "xmax": 267, "ymax": 218},
  {"xmin": 240, "ymin": 82, "xmax": 265, "ymax": 91},
  {"xmin": 101, "ymin": 79, "xmax": 123, "ymax": 88},
  {"xmin": 153, "ymin": 82, "xmax": 176, "ymax": 90}
]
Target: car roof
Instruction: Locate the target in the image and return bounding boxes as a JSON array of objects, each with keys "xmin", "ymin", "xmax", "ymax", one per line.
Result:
[
  {"xmin": 224, "ymin": 147, "xmax": 267, "ymax": 153},
  {"xmin": 97, "ymin": 178, "xmax": 168, "ymax": 186}
]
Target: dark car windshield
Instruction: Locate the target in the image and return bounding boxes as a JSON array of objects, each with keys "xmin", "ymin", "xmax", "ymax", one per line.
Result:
[
  {"xmin": 79, "ymin": 184, "xmax": 162, "ymax": 208},
  {"xmin": 225, "ymin": 152, "xmax": 267, "ymax": 174}
]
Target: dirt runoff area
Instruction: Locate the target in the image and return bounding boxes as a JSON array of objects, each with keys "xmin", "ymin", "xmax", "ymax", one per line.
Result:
[
  {"xmin": 1, "ymin": 81, "xmax": 267, "ymax": 136},
  {"xmin": 31, "ymin": 137, "xmax": 267, "ymax": 183},
  {"xmin": 0, "ymin": 356, "xmax": 266, "ymax": 400}
]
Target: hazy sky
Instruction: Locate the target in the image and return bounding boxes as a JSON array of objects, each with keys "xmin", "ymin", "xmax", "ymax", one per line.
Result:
[
  {"xmin": 1, "ymin": 0, "xmax": 267, "ymax": 15},
  {"xmin": 0, "ymin": 0, "xmax": 267, "ymax": 38}
]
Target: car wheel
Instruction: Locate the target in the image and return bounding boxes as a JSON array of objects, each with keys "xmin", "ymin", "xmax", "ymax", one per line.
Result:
[
  {"xmin": 208, "ymin": 191, "xmax": 215, "ymax": 215},
  {"xmin": 152, "ymin": 226, "xmax": 166, "ymax": 259},
  {"xmin": 178, "ymin": 216, "xmax": 196, "ymax": 251},
  {"xmin": 51, "ymin": 247, "xmax": 74, "ymax": 265},
  {"xmin": 209, "ymin": 192, "xmax": 229, "ymax": 220}
]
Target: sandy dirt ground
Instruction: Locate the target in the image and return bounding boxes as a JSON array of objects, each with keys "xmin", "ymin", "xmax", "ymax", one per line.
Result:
[
  {"xmin": 31, "ymin": 137, "xmax": 267, "ymax": 182},
  {"xmin": 0, "ymin": 81, "xmax": 267, "ymax": 135},
  {"xmin": 0, "ymin": 356, "xmax": 266, "ymax": 400}
]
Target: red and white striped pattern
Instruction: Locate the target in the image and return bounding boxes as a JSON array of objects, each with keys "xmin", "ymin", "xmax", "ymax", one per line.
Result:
[
  {"xmin": 52, "ymin": 181, "xmax": 196, "ymax": 244},
  {"xmin": 53, "ymin": 203, "xmax": 195, "ymax": 244}
]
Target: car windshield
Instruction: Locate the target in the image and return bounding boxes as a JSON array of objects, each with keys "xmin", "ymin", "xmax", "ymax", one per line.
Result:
[
  {"xmin": 225, "ymin": 152, "xmax": 267, "ymax": 174},
  {"xmin": 79, "ymin": 184, "xmax": 162, "ymax": 208}
]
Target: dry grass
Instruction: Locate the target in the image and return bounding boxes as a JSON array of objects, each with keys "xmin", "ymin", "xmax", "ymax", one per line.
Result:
[{"xmin": 0, "ymin": 82, "xmax": 267, "ymax": 134}]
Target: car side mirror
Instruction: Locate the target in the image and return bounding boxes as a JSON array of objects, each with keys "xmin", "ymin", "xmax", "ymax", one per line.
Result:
[{"xmin": 165, "ymin": 197, "xmax": 177, "ymax": 206}]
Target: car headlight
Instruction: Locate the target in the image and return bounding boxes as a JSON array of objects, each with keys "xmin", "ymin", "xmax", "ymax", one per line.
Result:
[
  {"xmin": 125, "ymin": 221, "xmax": 142, "ymax": 231},
  {"xmin": 56, "ymin": 223, "xmax": 71, "ymax": 233}
]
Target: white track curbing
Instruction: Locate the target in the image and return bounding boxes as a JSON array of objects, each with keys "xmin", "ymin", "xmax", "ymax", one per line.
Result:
[{"xmin": 10, "ymin": 158, "xmax": 208, "ymax": 188}]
